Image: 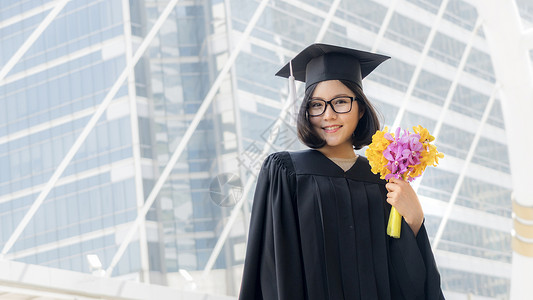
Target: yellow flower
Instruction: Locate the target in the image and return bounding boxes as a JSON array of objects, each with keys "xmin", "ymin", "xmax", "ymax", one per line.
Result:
[
  {"xmin": 410, "ymin": 142, "xmax": 444, "ymax": 179},
  {"xmin": 413, "ymin": 125, "xmax": 435, "ymax": 143},
  {"xmin": 366, "ymin": 127, "xmax": 392, "ymax": 179}
]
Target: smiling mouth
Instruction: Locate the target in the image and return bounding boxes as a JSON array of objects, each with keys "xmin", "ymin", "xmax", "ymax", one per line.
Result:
[{"xmin": 323, "ymin": 125, "xmax": 342, "ymax": 133}]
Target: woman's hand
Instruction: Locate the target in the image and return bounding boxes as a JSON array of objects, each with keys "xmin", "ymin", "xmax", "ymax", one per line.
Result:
[{"xmin": 385, "ymin": 177, "xmax": 424, "ymax": 236}]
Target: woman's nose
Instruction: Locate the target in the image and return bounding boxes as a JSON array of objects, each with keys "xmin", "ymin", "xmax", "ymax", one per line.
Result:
[{"xmin": 322, "ymin": 103, "xmax": 337, "ymax": 119}]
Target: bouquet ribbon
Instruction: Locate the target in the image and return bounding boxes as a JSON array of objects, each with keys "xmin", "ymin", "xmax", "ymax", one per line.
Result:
[{"xmin": 387, "ymin": 207, "xmax": 402, "ymax": 238}]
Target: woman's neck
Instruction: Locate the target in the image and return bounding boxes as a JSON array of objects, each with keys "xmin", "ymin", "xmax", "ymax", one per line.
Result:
[{"xmin": 317, "ymin": 144, "xmax": 356, "ymax": 159}]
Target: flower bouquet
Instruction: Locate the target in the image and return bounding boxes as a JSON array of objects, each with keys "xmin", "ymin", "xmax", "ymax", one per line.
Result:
[{"xmin": 365, "ymin": 125, "xmax": 444, "ymax": 238}]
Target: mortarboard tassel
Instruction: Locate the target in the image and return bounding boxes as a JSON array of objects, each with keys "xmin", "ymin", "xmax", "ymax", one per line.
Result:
[{"xmin": 288, "ymin": 60, "xmax": 298, "ymax": 126}]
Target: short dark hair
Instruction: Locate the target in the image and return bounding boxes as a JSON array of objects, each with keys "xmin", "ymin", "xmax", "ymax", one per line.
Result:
[{"xmin": 296, "ymin": 80, "xmax": 381, "ymax": 150}]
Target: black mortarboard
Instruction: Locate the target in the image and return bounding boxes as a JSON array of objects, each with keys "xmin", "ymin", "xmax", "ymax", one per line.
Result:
[{"xmin": 275, "ymin": 43, "xmax": 390, "ymax": 91}]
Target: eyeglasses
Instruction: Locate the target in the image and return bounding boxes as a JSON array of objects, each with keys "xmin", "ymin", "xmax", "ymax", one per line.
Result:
[{"xmin": 307, "ymin": 96, "xmax": 355, "ymax": 117}]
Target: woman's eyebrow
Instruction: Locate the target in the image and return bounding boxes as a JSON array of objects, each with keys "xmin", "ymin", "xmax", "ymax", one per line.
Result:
[{"xmin": 310, "ymin": 94, "xmax": 352, "ymax": 100}]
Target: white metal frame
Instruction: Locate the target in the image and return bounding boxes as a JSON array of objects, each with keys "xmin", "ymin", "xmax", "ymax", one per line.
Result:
[
  {"xmin": 431, "ymin": 17, "xmax": 483, "ymax": 139},
  {"xmin": 314, "ymin": 0, "xmax": 341, "ymax": 43},
  {"xmin": 0, "ymin": 1, "xmax": 60, "ymax": 30},
  {"xmin": 391, "ymin": 0, "xmax": 450, "ymax": 129},
  {"xmin": 201, "ymin": 99, "xmax": 293, "ymax": 279},
  {"xmin": 121, "ymin": 0, "xmax": 151, "ymax": 283},
  {"xmin": 0, "ymin": 0, "xmax": 70, "ymax": 83},
  {"xmin": 1, "ymin": 0, "xmax": 183, "ymax": 256},
  {"xmin": 472, "ymin": 1, "xmax": 533, "ymax": 298},
  {"xmin": 105, "ymin": 0, "xmax": 272, "ymax": 277},
  {"xmin": 411, "ymin": 17, "xmax": 482, "ymax": 192},
  {"xmin": 371, "ymin": 0, "xmax": 399, "ymax": 52},
  {"xmin": 384, "ymin": 1, "xmax": 502, "ymax": 255},
  {"xmin": 432, "ymin": 85, "xmax": 498, "ymax": 250}
]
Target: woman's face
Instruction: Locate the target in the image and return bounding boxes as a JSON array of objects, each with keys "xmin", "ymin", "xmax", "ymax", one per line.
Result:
[{"xmin": 309, "ymin": 80, "xmax": 363, "ymax": 151}]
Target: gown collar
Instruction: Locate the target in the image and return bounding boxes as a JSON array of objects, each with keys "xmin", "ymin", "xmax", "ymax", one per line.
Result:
[{"xmin": 289, "ymin": 149, "xmax": 386, "ymax": 184}]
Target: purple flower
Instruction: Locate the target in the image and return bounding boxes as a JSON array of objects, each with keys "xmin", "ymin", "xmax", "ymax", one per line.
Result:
[
  {"xmin": 409, "ymin": 133, "xmax": 422, "ymax": 151},
  {"xmin": 383, "ymin": 128, "xmax": 424, "ymax": 181}
]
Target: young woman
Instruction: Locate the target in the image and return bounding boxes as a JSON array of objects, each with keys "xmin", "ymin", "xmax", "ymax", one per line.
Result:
[{"xmin": 239, "ymin": 44, "xmax": 444, "ymax": 300}]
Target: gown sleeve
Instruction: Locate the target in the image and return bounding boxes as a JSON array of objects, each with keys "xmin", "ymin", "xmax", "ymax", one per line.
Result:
[
  {"xmin": 238, "ymin": 152, "xmax": 306, "ymax": 300},
  {"xmin": 388, "ymin": 217, "xmax": 445, "ymax": 300}
]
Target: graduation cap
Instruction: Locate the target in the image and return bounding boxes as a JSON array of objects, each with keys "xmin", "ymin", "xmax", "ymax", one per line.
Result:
[{"xmin": 276, "ymin": 43, "xmax": 390, "ymax": 91}]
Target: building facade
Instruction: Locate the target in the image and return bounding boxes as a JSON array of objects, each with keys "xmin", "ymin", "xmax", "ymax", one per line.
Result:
[{"xmin": 1, "ymin": 0, "xmax": 531, "ymax": 298}]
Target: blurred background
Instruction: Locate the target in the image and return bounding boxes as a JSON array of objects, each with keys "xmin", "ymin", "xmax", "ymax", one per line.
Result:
[{"xmin": 0, "ymin": 0, "xmax": 532, "ymax": 299}]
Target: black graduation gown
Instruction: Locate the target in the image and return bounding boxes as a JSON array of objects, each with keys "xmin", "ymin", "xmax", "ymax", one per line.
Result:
[{"xmin": 239, "ymin": 150, "xmax": 444, "ymax": 300}]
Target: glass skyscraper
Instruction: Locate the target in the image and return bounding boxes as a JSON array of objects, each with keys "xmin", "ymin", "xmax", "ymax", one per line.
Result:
[{"xmin": 1, "ymin": 0, "xmax": 529, "ymax": 298}]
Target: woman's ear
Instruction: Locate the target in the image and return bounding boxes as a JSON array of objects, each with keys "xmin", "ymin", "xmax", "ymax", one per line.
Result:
[{"xmin": 358, "ymin": 106, "xmax": 365, "ymax": 120}]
